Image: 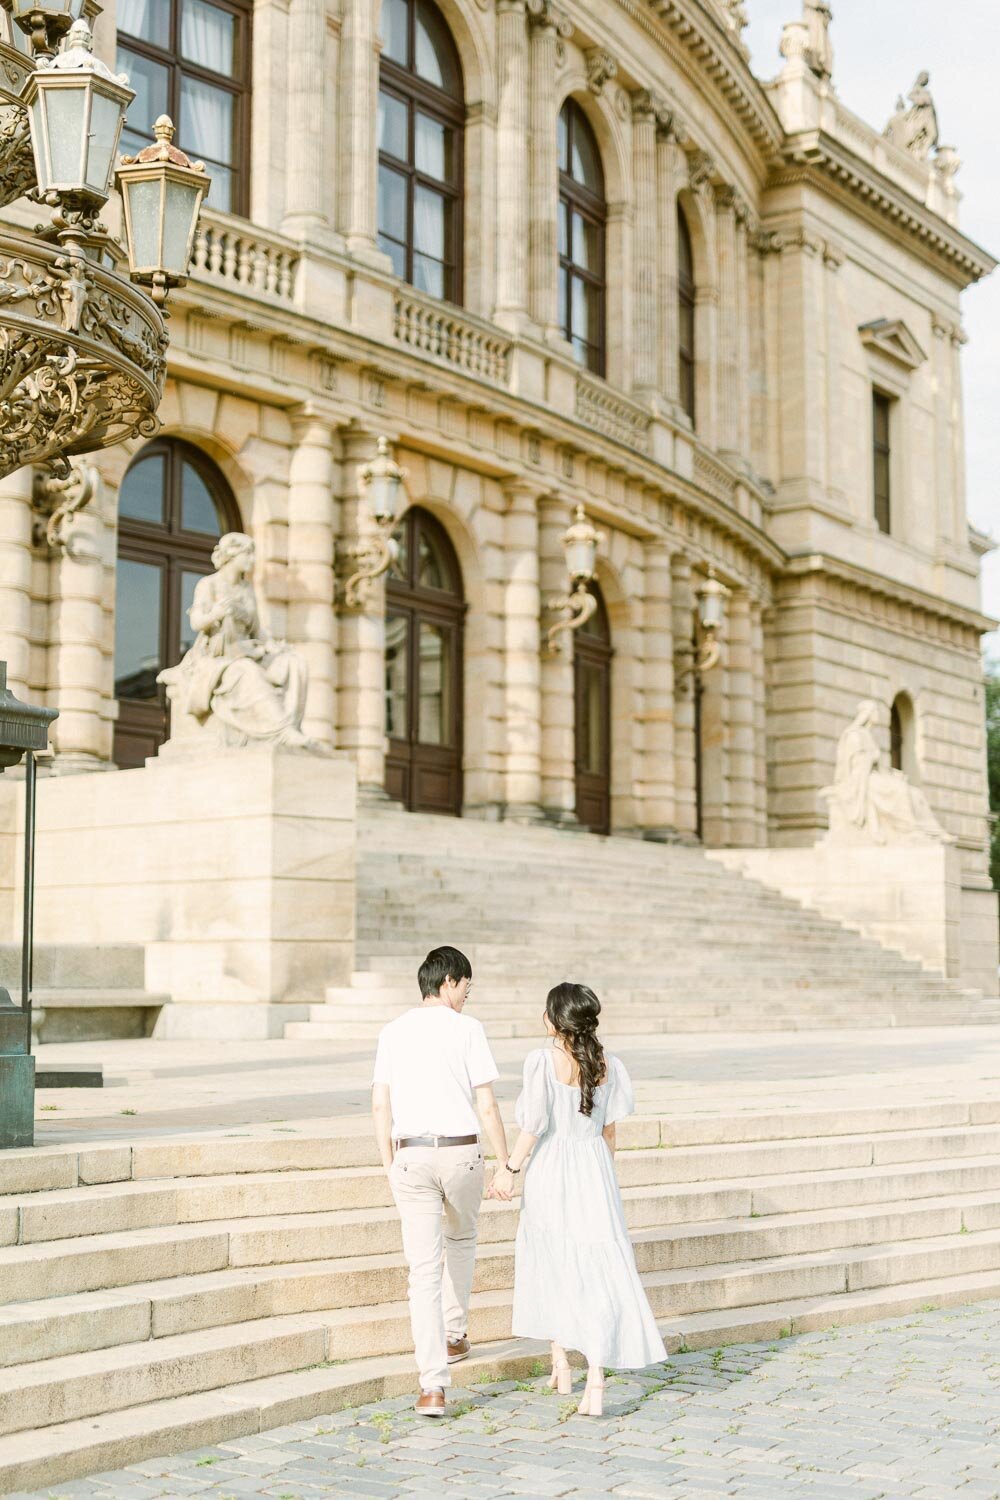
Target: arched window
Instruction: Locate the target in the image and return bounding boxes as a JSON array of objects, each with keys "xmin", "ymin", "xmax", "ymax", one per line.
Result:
[
  {"xmin": 116, "ymin": 0, "xmax": 252, "ymax": 216},
  {"xmin": 574, "ymin": 584, "xmax": 612, "ymax": 834},
  {"xmin": 558, "ymin": 98, "xmax": 606, "ymax": 376},
  {"xmin": 385, "ymin": 507, "xmax": 465, "ymax": 815},
  {"xmin": 114, "ymin": 440, "xmax": 241, "ymax": 769},
  {"xmin": 678, "ymin": 205, "xmax": 696, "ymax": 422},
  {"xmin": 890, "ymin": 692, "xmax": 915, "ymax": 776},
  {"xmin": 378, "ymin": 0, "xmax": 464, "ymax": 303}
]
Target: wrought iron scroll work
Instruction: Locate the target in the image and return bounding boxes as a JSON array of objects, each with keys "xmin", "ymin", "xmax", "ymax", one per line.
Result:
[{"xmin": 342, "ymin": 529, "xmax": 400, "ymax": 610}]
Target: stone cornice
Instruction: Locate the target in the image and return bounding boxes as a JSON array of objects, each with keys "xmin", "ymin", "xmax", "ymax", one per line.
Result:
[
  {"xmin": 780, "ymin": 552, "xmax": 995, "ymax": 640},
  {"xmin": 771, "ymin": 133, "xmax": 996, "ymax": 288}
]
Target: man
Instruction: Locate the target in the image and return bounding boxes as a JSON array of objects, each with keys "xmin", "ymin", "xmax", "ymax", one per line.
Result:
[{"xmin": 372, "ymin": 945, "xmax": 510, "ymax": 1416}]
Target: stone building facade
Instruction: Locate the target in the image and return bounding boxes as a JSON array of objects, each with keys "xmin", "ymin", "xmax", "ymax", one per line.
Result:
[{"xmin": 0, "ymin": 0, "xmax": 997, "ymax": 981}]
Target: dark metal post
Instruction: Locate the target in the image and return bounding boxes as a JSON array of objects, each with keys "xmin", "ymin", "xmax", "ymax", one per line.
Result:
[{"xmin": 21, "ymin": 750, "xmax": 35, "ymax": 1042}]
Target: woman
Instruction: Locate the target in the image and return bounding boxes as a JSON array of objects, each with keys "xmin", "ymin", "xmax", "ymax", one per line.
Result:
[{"xmin": 488, "ymin": 982, "xmax": 666, "ymax": 1416}]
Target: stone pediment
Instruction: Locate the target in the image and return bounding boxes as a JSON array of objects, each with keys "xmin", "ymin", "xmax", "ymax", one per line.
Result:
[{"xmin": 858, "ymin": 318, "xmax": 928, "ymax": 370}]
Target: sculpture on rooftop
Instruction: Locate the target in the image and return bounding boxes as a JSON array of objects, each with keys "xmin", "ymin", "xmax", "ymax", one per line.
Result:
[
  {"xmin": 157, "ymin": 532, "xmax": 323, "ymax": 754},
  {"xmin": 884, "ymin": 71, "xmax": 939, "ymax": 160},
  {"xmin": 820, "ymin": 700, "xmax": 952, "ymax": 847},
  {"xmin": 803, "ymin": 0, "xmax": 833, "ymax": 81}
]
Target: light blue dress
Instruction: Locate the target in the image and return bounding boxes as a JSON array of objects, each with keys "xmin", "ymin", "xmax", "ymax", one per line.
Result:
[{"xmin": 510, "ymin": 1047, "xmax": 668, "ymax": 1370}]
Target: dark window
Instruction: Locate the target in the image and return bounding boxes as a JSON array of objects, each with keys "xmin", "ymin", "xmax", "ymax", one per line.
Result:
[
  {"xmin": 890, "ymin": 699, "xmax": 903, "ymax": 771},
  {"xmin": 678, "ymin": 206, "xmax": 696, "ymax": 422},
  {"xmin": 116, "ymin": 0, "xmax": 252, "ymax": 216},
  {"xmin": 378, "ymin": 0, "xmax": 464, "ymax": 304},
  {"xmin": 574, "ymin": 584, "xmax": 612, "ymax": 834},
  {"xmin": 558, "ymin": 98, "xmax": 606, "ymax": 377},
  {"xmin": 114, "ymin": 439, "xmax": 241, "ymax": 768},
  {"xmin": 873, "ymin": 390, "xmax": 892, "ymax": 534}
]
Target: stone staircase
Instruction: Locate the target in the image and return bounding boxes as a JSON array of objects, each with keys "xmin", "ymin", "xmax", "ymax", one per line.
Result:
[
  {"xmin": 0, "ymin": 944, "xmax": 168, "ymax": 1044},
  {"xmin": 285, "ymin": 810, "xmax": 1000, "ymax": 1041},
  {"xmin": 4, "ymin": 1095, "xmax": 1000, "ymax": 1489}
]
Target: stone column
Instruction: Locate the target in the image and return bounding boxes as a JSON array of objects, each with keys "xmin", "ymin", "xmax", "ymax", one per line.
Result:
[
  {"xmin": 822, "ymin": 244, "xmax": 846, "ymax": 509},
  {"xmin": 656, "ymin": 125, "xmax": 681, "ymax": 406},
  {"xmin": 337, "ymin": 427, "xmax": 386, "ymax": 793},
  {"xmin": 748, "ymin": 232, "xmax": 770, "ymax": 479},
  {"xmin": 503, "ymin": 482, "xmax": 543, "ymax": 819},
  {"xmin": 539, "ymin": 494, "xmax": 576, "ymax": 822},
  {"xmin": 950, "ymin": 326, "xmax": 967, "ymax": 543},
  {"xmin": 932, "ymin": 318, "xmax": 953, "ymax": 545},
  {"xmin": 45, "ymin": 491, "xmax": 111, "ymax": 769},
  {"xmin": 670, "ymin": 553, "xmax": 698, "ymax": 837},
  {"xmin": 726, "ymin": 591, "xmax": 756, "ymax": 845},
  {"xmin": 527, "ymin": 2, "xmax": 560, "ymax": 334},
  {"xmin": 735, "ymin": 208, "xmax": 751, "ymax": 463},
  {"xmin": 494, "ymin": 0, "xmax": 530, "ymax": 327},
  {"xmin": 0, "ymin": 467, "xmax": 34, "ymax": 701},
  {"xmin": 698, "ymin": 626, "xmax": 729, "ymax": 848},
  {"xmin": 639, "ymin": 539, "xmax": 675, "ymax": 834},
  {"xmin": 338, "ymin": 0, "xmax": 379, "ymax": 255},
  {"xmin": 631, "ymin": 93, "xmax": 658, "ymax": 396},
  {"xmin": 751, "ymin": 599, "xmax": 768, "ymax": 845},
  {"xmin": 282, "ymin": 0, "xmax": 329, "ymax": 238},
  {"xmin": 287, "ymin": 413, "xmax": 337, "ymax": 746},
  {"xmin": 250, "ymin": 0, "xmax": 289, "ymax": 227},
  {"xmin": 715, "ymin": 187, "xmax": 739, "ymax": 454}
]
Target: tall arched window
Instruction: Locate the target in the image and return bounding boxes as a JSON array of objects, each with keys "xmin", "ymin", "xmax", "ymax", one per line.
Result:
[
  {"xmin": 558, "ymin": 98, "xmax": 606, "ymax": 376},
  {"xmin": 378, "ymin": 0, "xmax": 464, "ymax": 303},
  {"xmin": 678, "ymin": 205, "xmax": 696, "ymax": 422},
  {"xmin": 890, "ymin": 692, "xmax": 915, "ymax": 776},
  {"xmin": 114, "ymin": 440, "xmax": 241, "ymax": 769},
  {"xmin": 574, "ymin": 584, "xmax": 612, "ymax": 834}
]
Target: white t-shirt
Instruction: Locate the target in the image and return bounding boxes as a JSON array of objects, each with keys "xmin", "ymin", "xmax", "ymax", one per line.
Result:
[{"xmin": 372, "ymin": 1006, "xmax": 499, "ymax": 1137}]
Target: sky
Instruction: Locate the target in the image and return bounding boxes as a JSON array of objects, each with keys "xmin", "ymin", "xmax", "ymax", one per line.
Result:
[{"xmin": 743, "ymin": 1, "xmax": 1000, "ymax": 657}]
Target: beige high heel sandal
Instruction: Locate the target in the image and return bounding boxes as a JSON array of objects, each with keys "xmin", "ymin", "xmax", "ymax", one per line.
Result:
[
  {"xmin": 548, "ymin": 1357, "xmax": 573, "ymax": 1396},
  {"xmin": 576, "ymin": 1369, "xmax": 605, "ymax": 1417}
]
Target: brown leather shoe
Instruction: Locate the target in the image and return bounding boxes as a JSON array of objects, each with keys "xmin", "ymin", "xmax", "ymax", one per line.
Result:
[
  {"xmin": 416, "ymin": 1388, "xmax": 446, "ymax": 1417},
  {"xmin": 447, "ymin": 1336, "xmax": 470, "ymax": 1364}
]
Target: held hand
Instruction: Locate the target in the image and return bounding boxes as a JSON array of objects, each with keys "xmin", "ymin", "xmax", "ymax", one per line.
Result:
[{"xmin": 488, "ymin": 1166, "xmax": 514, "ymax": 1202}]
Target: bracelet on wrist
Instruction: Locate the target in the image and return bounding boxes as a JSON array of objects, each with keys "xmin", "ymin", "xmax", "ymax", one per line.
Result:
[{"xmin": 504, "ymin": 1160, "xmax": 520, "ymax": 1174}]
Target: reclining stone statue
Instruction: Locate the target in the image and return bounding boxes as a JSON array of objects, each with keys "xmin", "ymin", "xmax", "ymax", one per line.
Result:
[
  {"xmin": 157, "ymin": 531, "xmax": 323, "ymax": 754},
  {"xmin": 820, "ymin": 699, "xmax": 951, "ymax": 846}
]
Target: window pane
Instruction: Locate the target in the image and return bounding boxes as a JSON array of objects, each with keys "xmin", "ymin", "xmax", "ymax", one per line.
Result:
[
  {"xmin": 379, "ymin": 233, "xmax": 406, "ymax": 278},
  {"xmin": 418, "ymin": 530, "xmax": 445, "ymax": 589},
  {"xmin": 558, "ymin": 264, "xmax": 568, "ymax": 335},
  {"xmin": 182, "ymin": 461, "xmax": 221, "ymax": 535},
  {"xmin": 413, "ymin": 253, "xmax": 445, "ymax": 299},
  {"xmin": 116, "ymin": 46, "xmax": 169, "ymax": 136},
  {"xmin": 115, "ymin": 559, "xmax": 163, "ymax": 699},
  {"xmin": 378, "ymin": 89, "xmax": 408, "ymax": 161},
  {"xmin": 120, "ymin": 454, "xmax": 164, "ymax": 524},
  {"xmin": 390, "ymin": 521, "xmax": 408, "ymax": 581},
  {"xmin": 873, "ymin": 394, "xmax": 890, "ymax": 445},
  {"xmin": 557, "ymin": 103, "xmax": 568, "ymax": 172},
  {"xmin": 199, "ymin": 157, "xmax": 233, "ymax": 211},
  {"xmin": 570, "ymin": 114, "xmax": 602, "ymax": 192},
  {"xmin": 415, "ymin": 2, "xmax": 459, "ymax": 93},
  {"xmin": 413, "ymin": 185, "xmax": 445, "ymax": 259},
  {"xmin": 118, "ymin": 0, "xmax": 170, "ymax": 47},
  {"xmin": 678, "ymin": 209, "xmax": 694, "ymax": 278},
  {"xmin": 385, "ymin": 613, "xmax": 409, "ymax": 740},
  {"xmin": 382, "ymin": 0, "xmax": 408, "ymax": 65},
  {"xmin": 571, "ymin": 274, "xmax": 598, "ymax": 345},
  {"xmin": 571, "ymin": 212, "xmax": 599, "ymax": 271},
  {"xmin": 181, "ymin": 76, "xmax": 234, "ymax": 167},
  {"xmin": 418, "ymin": 621, "xmax": 452, "ymax": 745},
  {"xmin": 582, "ymin": 664, "xmax": 603, "ymax": 773},
  {"xmin": 182, "ymin": 0, "xmax": 235, "ymax": 74},
  {"xmin": 415, "ymin": 112, "xmax": 451, "ymax": 181},
  {"xmin": 179, "ymin": 570, "xmax": 207, "ymax": 656},
  {"xmin": 378, "ymin": 163, "xmax": 408, "ymax": 242}
]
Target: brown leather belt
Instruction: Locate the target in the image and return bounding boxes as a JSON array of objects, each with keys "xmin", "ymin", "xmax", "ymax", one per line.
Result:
[{"xmin": 394, "ymin": 1133, "xmax": 480, "ymax": 1149}]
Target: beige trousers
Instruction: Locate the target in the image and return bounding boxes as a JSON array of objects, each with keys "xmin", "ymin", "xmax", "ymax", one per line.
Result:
[{"xmin": 389, "ymin": 1142, "xmax": 485, "ymax": 1390}]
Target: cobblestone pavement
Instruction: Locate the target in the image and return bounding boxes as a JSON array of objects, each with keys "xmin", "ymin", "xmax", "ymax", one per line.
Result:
[{"xmin": 19, "ymin": 1300, "xmax": 1000, "ymax": 1500}]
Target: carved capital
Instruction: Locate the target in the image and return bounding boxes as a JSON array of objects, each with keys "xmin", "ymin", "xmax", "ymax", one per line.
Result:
[
  {"xmin": 686, "ymin": 148, "xmax": 716, "ymax": 192},
  {"xmin": 526, "ymin": 0, "xmax": 571, "ymax": 37},
  {"xmin": 585, "ymin": 47, "xmax": 617, "ymax": 95}
]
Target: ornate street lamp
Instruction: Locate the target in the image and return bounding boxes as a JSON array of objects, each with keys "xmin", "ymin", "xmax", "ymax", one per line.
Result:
[
  {"xmin": 675, "ymin": 565, "xmax": 730, "ymax": 690},
  {"xmin": 0, "ymin": 661, "xmax": 57, "ymax": 1149},
  {"xmin": 543, "ymin": 505, "xmax": 605, "ymax": 655},
  {"xmin": 117, "ymin": 115, "xmax": 210, "ymax": 304},
  {"xmin": 3, "ymin": 0, "xmax": 85, "ymax": 57},
  {"xmin": 341, "ymin": 436, "xmax": 406, "ymax": 608}
]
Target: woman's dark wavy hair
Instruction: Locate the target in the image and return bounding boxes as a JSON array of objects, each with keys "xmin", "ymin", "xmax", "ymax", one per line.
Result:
[{"xmin": 545, "ymin": 982, "xmax": 606, "ymax": 1117}]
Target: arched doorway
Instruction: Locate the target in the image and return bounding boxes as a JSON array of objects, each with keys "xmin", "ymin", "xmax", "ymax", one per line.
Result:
[
  {"xmin": 574, "ymin": 584, "xmax": 611, "ymax": 834},
  {"xmin": 385, "ymin": 506, "xmax": 464, "ymax": 815},
  {"xmin": 113, "ymin": 440, "xmax": 241, "ymax": 769}
]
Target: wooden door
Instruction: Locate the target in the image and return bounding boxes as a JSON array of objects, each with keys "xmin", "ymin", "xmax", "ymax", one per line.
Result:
[
  {"xmin": 384, "ymin": 507, "xmax": 464, "ymax": 816},
  {"xmin": 574, "ymin": 584, "xmax": 611, "ymax": 834}
]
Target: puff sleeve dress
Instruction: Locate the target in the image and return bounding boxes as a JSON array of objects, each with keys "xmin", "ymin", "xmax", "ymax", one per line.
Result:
[{"xmin": 510, "ymin": 1047, "xmax": 667, "ymax": 1370}]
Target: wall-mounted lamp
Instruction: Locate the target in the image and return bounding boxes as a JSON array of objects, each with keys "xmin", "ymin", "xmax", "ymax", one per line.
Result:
[
  {"xmin": 341, "ymin": 436, "xmax": 405, "ymax": 609},
  {"xmin": 543, "ymin": 505, "xmax": 605, "ymax": 656},
  {"xmin": 675, "ymin": 566, "xmax": 729, "ymax": 690}
]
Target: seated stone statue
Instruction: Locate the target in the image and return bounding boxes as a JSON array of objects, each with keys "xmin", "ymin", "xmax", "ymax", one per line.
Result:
[
  {"xmin": 158, "ymin": 532, "xmax": 321, "ymax": 754},
  {"xmin": 820, "ymin": 700, "xmax": 951, "ymax": 846}
]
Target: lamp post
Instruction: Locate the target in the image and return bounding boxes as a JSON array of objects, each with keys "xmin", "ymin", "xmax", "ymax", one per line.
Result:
[
  {"xmin": 543, "ymin": 505, "xmax": 605, "ymax": 655},
  {"xmin": 341, "ymin": 436, "xmax": 407, "ymax": 608},
  {"xmin": 675, "ymin": 565, "xmax": 730, "ymax": 691},
  {"xmin": 0, "ymin": 663, "xmax": 57, "ymax": 1149}
]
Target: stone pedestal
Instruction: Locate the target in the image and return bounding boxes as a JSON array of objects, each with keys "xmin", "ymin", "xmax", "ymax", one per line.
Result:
[{"xmin": 0, "ymin": 747, "xmax": 357, "ymax": 1038}]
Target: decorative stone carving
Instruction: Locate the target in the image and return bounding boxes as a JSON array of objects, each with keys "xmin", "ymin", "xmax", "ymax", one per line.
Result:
[
  {"xmin": 525, "ymin": 0, "xmax": 572, "ymax": 37},
  {"xmin": 884, "ymin": 72, "xmax": 939, "ymax": 160},
  {"xmin": 779, "ymin": 2, "xmax": 832, "ymax": 82},
  {"xmin": 158, "ymin": 532, "xmax": 324, "ymax": 755},
  {"xmin": 31, "ymin": 459, "xmax": 99, "ymax": 558},
  {"xmin": 720, "ymin": 0, "xmax": 748, "ymax": 43},
  {"xmin": 585, "ymin": 48, "xmax": 617, "ymax": 95},
  {"xmin": 820, "ymin": 701, "xmax": 952, "ymax": 847}
]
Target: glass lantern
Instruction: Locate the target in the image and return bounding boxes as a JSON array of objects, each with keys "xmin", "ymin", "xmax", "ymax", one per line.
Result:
[
  {"xmin": 22, "ymin": 19, "xmax": 133, "ymax": 204},
  {"xmin": 697, "ymin": 568, "xmax": 728, "ymax": 633},
  {"xmin": 116, "ymin": 115, "xmax": 210, "ymax": 295},
  {"xmin": 561, "ymin": 505, "xmax": 604, "ymax": 586},
  {"xmin": 358, "ymin": 437, "xmax": 405, "ymax": 526},
  {"xmin": 2, "ymin": 0, "xmax": 85, "ymax": 57}
]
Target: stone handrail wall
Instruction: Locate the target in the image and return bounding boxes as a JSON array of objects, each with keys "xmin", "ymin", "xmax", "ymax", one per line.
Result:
[
  {"xmin": 393, "ymin": 291, "xmax": 511, "ymax": 384},
  {"xmin": 694, "ymin": 449, "xmax": 737, "ymax": 504},
  {"xmin": 574, "ymin": 372, "xmax": 651, "ymax": 453},
  {"xmin": 190, "ymin": 212, "xmax": 300, "ymax": 305}
]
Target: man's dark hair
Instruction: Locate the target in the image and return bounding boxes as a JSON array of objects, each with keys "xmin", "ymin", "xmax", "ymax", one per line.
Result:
[{"xmin": 419, "ymin": 946, "xmax": 472, "ymax": 998}]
